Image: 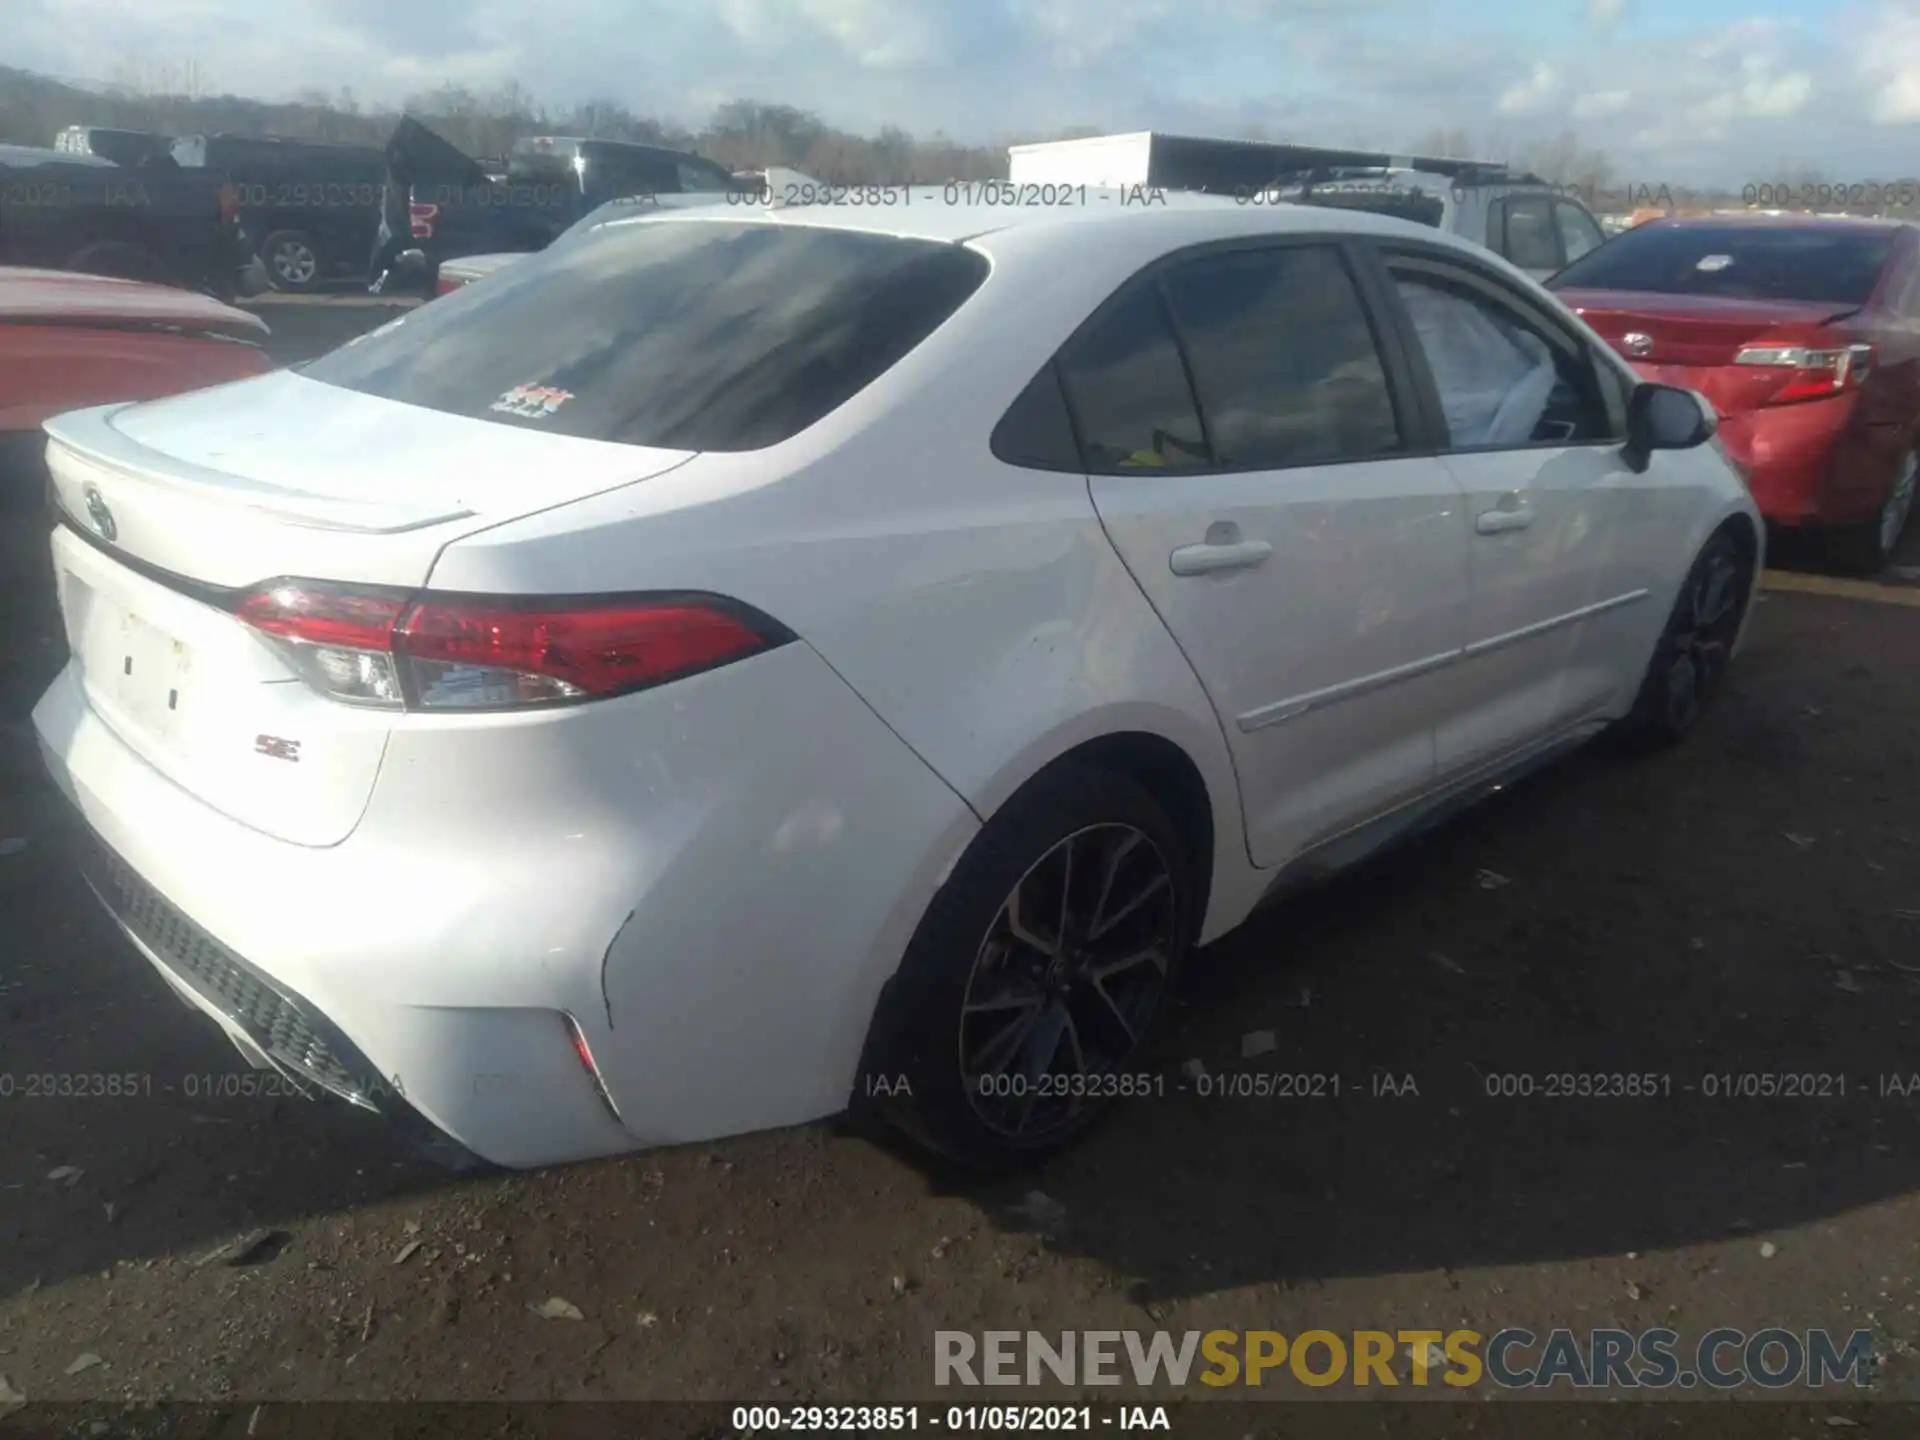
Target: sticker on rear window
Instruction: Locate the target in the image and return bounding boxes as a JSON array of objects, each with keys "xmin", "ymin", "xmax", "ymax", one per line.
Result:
[
  {"xmin": 490, "ymin": 383, "xmax": 574, "ymax": 419},
  {"xmin": 1695, "ymin": 254, "xmax": 1734, "ymax": 272}
]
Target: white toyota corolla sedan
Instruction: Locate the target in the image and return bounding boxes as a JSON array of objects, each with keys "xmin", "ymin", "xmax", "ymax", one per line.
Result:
[{"xmin": 33, "ymin": 189, "xmax": 1761, "ymax": 1170}]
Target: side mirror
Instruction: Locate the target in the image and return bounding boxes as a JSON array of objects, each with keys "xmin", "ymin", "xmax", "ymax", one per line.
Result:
[{"xmin": 1623, "ymin": 382, "xmax": 1716, "ymax": 472}]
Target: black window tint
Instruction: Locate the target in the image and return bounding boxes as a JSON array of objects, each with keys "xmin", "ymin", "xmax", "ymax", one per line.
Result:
[
  {"xmin": 590, "ymin": 154, "xmax": 674, "ymax": 197},
  {"xmin": 676, "ymin": 160, "xmax": 733, "ymax": 193},
  {"xmin": 304, "ymin": 220, "xmax": 989, "ymax": 452},
  {"xmin": 992, "ymin": 364, "xmax": 1082, "ymax": 471},
  {"xmin": 1391, "ymin": 267, "xmax": 1615, "ymax": 447},
  {"xmin": 1549, "ymin": 224, "xmax": 1896, "ymax": 306},
  {"xmin": 1500, "ymin": 195, "xmax": 1561, "ymax": 269},
  {"xmin": 1057, "ymin": 284, "xmax": 1210, "ymax": 470},
  {"xmin": 1161, "ymin": 245, "xmax": 1399, "ymax": 468},
  {"xmin": 1554, "ymin": 202, "xmax": 1606, "ymax": 264}
]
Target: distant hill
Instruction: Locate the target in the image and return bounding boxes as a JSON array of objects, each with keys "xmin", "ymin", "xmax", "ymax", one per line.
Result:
[{"xmin": 0, "ymin": 66, "xmax": 1013, "ymax": 183}]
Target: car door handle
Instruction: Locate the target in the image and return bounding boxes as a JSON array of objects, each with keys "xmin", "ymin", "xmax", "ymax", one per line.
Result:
[
  {"xmin": 1169, "ymin": 540, "xmax": 1273, "ymax": 576},
  {"xmin": 1475, "ymin": 504, "xmax": 1536, "ymax": 535}
]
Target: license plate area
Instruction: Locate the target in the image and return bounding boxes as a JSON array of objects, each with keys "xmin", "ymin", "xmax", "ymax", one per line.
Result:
[{"xmin": 71, "ymin": 577, "xmax": 195, "ymax": 740}]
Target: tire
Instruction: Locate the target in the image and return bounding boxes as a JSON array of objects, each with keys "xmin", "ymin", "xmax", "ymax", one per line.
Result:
[
  {"xmin": 64, "ymin": 240, "xmax": 169, "ymax": 284},
  {"xmin": 1825, "ymin": 450, "xmax": 1916, "ymax": 576},
  {"xmin": 260, "ymin": 229, "xmax": 324, "ymax": 293},
  {"xmin": 858, "ymin": 765, "xmax": 1197, "ymax": 1170},
  {"xmin": 1615, "ymin": 529, "xmax": 1753, "ymax": 749}
]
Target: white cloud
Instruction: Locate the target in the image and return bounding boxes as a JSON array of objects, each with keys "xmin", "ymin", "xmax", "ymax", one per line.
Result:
[
  {"xmin": 1858, "ymin": 2, "xmax": 1920, "ymax": 121},
  {"xmin": 1588, "ymin": 0, "xmax": 1628, "ymax": 31},
  {"xmin": 1497, "ymin": 62, "xmax": 1561, "ymax": 116},
  {"xmin": 1571, "ymin": 89, "xmax": 1632, "ymax": 119}
]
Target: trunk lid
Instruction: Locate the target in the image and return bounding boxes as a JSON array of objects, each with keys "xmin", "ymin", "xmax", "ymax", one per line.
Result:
[
  {"xmin": 42, "ymin": 370, "xmax": 693, "ymax": 846},
  {"xmin": 0, "ymin": 266, "xmax": 269, "ymax": 340},
  {"xmin": 1558, "ymin": 288, "xmax": 1863, "ymax": 411},
  {"xmin": 44, "ymin": 368, "xmax": 694, "ymax": 585}
]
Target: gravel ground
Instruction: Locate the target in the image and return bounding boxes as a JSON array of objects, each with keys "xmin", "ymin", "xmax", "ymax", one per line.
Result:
[{"xmin": 3, "ymin": 302, "xmax": 1920, "ymax": 1422}]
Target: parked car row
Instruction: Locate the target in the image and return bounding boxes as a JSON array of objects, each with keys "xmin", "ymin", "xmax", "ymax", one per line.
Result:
[
  {"xmin": 369, "ymin": 122, "xmax": 752, "ymax": 295},
  {"xmin": 46, "ymin": 119, "xmax": 746, "ymax": 296},
  {"xmin": 418, "ymin": 133, "xmax": 1914, "ymax": 574}
]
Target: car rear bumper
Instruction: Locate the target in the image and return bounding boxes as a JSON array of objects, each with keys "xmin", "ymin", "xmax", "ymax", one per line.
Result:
[
  {"xmin": 1713, "ymin": 394, "xmax": 1899, "ymax": 528},
  {"xmin": 33, "ymin": 640, "xmax": 978, "ymax": 1168}
]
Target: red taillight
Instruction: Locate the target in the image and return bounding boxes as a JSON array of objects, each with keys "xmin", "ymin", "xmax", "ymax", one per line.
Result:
[
  {"xmin": 434, "ymin": 276, "xmax": 462, "ymax": 296},
  {"xmin": 408, "ymin": 202, "xmax": 439, "ymax": 239},
  {"xmin": 236, "ymin": 582, "xmax": 407, "ymax": 650},
  {"xmin": 1734, "ymin": 342, "xmax": 1873, "ymax": 406},
  {"xmin": 400, "ymin": 597, "xmax": 770, "ymax": 701},
  {"xmin": 231, "ymin": 583, "xmax": 787, "ymax": 711},
  {"xmin": 217, "ymin": 183, "xmax": 238, "ymax": 224}
]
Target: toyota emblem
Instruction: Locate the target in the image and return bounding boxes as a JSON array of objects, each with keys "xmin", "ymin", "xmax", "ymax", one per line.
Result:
[
  {"xmin": 1622, "ymin": 332, "xmax": 1654, "ymax": 359},
  {"xmin": 83, "ymin": 485, "xmax": 116, "ymax": 542}
]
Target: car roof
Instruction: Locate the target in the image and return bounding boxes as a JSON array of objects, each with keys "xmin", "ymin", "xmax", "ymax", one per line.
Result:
[{"xmin": 598, "ymin": 184, "xmax": 1486, "ymax": 252}]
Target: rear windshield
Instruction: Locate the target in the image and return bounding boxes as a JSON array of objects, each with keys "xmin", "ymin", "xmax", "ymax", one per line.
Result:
[
  {"xmin": 303, "ymin": 219, "xmax": 990, "ymax": 451},
  {"xmin": 1549, "ymin": 225, "xmax": 1895, "ymax": 305},
  {"xmin": 1286, "ymin": 190, "xmax": 1446, "ymax": 228}
]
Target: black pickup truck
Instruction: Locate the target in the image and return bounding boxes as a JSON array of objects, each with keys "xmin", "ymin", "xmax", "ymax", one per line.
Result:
[
  {"xmin": 172, "ymin": 133, "xmax": 389, "ymax": 293},
  {"xmin": 368, "ymin": 118, "xmax": 742, "ymax": 292},
  {"xmin": 0, "ymin": 143, "xmax": 265, "ymax": 298}
]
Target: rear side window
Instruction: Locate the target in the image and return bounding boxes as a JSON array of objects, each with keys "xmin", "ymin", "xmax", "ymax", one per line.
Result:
[
  {"xmin": 1549, "ymin": 224, "xmax": 1897, "ymax": 306},
  {"xmin": 1057, "ymin": 285, "xmax": 1211, "ymax": 470},
  {"xmin": 303, "ymin": 220, "xmax": 989, "ymax": 451},
  {"xmin": 1161, "ymin": 245, "xmax": 1400, "ymax": 468},
  {"xmin": 991, "ymin": 365, "xmax": 1082, "ymax": 471}
]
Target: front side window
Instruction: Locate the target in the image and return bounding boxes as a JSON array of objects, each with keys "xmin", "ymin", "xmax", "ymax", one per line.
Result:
[
  {"xmin": 304, "ymin": 219, "xmax": 989, "ymax": 452},
  {"xmin": 1161, "ymin": 245, "xmax": 1400, "ymax": 468},
  {"xmin": 1390, "ymin": 264, "xmax": 1614, "ymax": 447},
  {"xmin": 1056, "ymin": 284, "xmax": 1211, "ymax": 471}
]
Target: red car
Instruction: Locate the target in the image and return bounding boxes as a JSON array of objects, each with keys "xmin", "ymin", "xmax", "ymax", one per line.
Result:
[
  {"xmin": 1550, "ymin": 216, "xmax": 1918, "ymax": 571},
  {"xmin": 0, "ymin": 266, "xmax": 272, "ymax": 445}
]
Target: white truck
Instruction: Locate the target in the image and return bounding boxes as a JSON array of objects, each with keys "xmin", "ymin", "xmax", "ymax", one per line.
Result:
[{"xmin": 1005, "ymin": 131, "xmax": 1612, "ymax": 280}]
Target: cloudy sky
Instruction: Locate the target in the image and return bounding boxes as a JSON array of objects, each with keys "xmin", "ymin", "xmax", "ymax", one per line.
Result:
[{"xmin": 12, "ymin": 0, "xmax": 1920, "ymax": 181}]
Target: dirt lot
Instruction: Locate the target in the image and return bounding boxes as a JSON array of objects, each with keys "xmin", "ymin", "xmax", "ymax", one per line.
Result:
[{"xmin": 3, "ymin": 301, "xmax": 1920, "ymax": 1424}]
